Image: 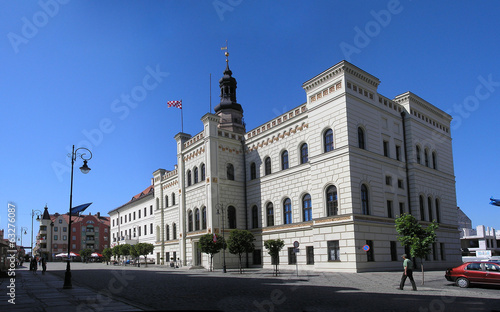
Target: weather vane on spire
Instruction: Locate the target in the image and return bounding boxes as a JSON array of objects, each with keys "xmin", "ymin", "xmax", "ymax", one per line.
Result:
[{"xmin": 221, "ymin": 40, "xmax": 229, "ymax": 63}]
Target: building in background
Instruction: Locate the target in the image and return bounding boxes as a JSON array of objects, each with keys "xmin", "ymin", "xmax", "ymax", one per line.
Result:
[
  {"xmin": 36, "ymin": 205, "xmax": 110, "ymax": 260},
  {"xmin": 458, "ymin": 208, "xmax": 500, "ymax": 259},
  {"xmin": 113, "ymin": 59, "xmax": 462, "ymax": 272}
]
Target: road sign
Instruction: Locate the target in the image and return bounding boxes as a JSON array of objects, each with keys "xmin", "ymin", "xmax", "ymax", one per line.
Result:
[
  {"xmin": 293, "ymin": 241, "xmax": 300, "ymax": 248},
  {"xmin": 362, "ymin": 244, "xmax": 370, "ymax": 252}
]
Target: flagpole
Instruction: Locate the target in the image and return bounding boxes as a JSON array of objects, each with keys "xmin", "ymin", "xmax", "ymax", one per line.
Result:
[
  {"xmin": 210, "ymin": 73, "xmax": 212, "ymax": 113},
  {"xmin": 181, "ymin": 99, "xmax": 184, "ymax": 133}
]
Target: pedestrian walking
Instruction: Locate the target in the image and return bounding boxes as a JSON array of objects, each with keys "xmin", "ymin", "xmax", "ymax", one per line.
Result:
[
  {"xmin": 41, "ymin": 258, "xmax": 47, "ymax": 275},
  {"xmin": 399, "ymin": 254, "xmax": 417, "ymax": 291},
  {"xmin": 31, "ymin": 257, "xmax": 38, "ymax": 275}
]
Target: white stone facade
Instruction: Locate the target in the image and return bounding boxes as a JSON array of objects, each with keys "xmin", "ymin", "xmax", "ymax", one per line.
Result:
[{"xmin": 114, "ymin": 60, "xmax": 461, "ymax": 272}]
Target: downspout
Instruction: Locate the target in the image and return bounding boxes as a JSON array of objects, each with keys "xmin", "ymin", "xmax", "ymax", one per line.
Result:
[
  {"xmin": 241, "ymin": 139, "xmax": 249, "ymax": 268},
  {"xmin": 401, "ymin": 111, "xmax": 412, "ymax": 214}
]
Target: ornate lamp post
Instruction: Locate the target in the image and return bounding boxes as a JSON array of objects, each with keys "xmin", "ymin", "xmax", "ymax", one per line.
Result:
[
  {"xmin": 31, "ymin": 210, "xmax": 42, "ymax": 256},
  {"xmin": 63, "ymin": 145, "xmax": 92, "ymax": 289},
  {"xmin": 19, "ymin": 227, "xmax": 28, "ymax": 248},
  {"xmin": 216, "ymin": 204, "xmax": 227, "ymax": 273}
]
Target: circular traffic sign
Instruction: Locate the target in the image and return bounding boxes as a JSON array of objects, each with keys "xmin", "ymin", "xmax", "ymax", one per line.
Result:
[
  {"xmin": 362, "ymin": 244, "xmax": 370, "ymax": 252},
  {"xmin": 293, "ymin": 241, "xmax": 300, "ymax": 248}
]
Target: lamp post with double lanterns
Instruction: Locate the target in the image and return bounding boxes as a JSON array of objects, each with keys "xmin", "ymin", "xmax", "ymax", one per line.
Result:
[
  {"xmin": 31, "ymin": 210, "xmax": 42, "ymax": 256},
  {"xmin": 63, "ymin": 145, "xmax": 92, "ymax": 289},
  {"xmin": 216, "ymin": 204, "xmax": 227, "ymax": 273},
  {"xmin": 19, "ymin": 227, "xmax": 28, "ymax": 249}
]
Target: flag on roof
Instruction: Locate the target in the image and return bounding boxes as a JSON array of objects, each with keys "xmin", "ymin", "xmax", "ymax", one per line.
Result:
[
  {"xmin": 70, "ymin": 202, "xmax": 92, "ymax": 215},
  {"xmin": 167, "ymin": 100, "xmax": 182, "ymax": 109}
]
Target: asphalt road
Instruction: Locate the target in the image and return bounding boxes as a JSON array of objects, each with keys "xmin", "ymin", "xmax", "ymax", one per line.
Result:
[{"xmin": 47, "ymin": 262, "xmax": 500, "ymax": 312}]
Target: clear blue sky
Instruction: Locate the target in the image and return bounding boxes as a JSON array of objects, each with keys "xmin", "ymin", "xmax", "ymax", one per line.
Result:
[{"xmin": 2, "ymin": 0, "xmax": 499, "ymax": 248}]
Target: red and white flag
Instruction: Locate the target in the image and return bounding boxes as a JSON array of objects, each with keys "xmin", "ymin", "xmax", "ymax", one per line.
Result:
[
  {"xmin": 167, "ymin": 100, "xmax": 182, "ymax": 109},
  {"xmin": 213, "ymin": 233, "xmax": 217, "ymax": 243}
]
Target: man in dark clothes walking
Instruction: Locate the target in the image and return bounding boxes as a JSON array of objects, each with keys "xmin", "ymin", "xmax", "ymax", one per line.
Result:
[{"xmin": 399, "ymin": 254, "xmax": 417, "ymax": 291}]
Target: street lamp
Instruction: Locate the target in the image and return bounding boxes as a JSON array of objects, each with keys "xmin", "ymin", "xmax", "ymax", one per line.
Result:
[
  {"xmin": 216, "ymin": 204, "xmax": 227, "ymax": 273},
  {"xmin": 63, "ymin": 145, "xmax": 92, "ymax": 289},
  {"xmin": 19, "ymin": 227, "xmax": 28, "ymax": 248},
  {"xmin": 31, "ymin": 210, "xmax": 42, "ymax": 256}
]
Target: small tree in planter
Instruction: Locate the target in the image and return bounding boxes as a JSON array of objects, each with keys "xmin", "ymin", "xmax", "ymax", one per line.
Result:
[
  {"xmin": 264, "ymin": 239, "xmax": 284, "ymax": 276},
  {"xmin": 227, "ymin": 229, "xmax": 255, "ymax": 274},
  {"xmin": 199, "ymin": 233, "xmax": 225, "ymax": 271}
]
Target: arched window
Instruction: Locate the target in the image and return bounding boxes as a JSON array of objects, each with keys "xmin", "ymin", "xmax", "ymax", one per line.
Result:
[
  {"xmin": 324, "ymin": 129, "xmax": 334, "ymax": 152},
  {"xmin": 252, "ymin": 206, "xmax": 258, "ymax": 229},
  {"xmin": 187, "ymin": 170, "xmax": 192, "ymax": 186},
  {"xmin": 165, "ymin": 195, "xmax": 169, "ymax": 208},
  {"xmin": 416, "ymin": 145, "xmax": 421, "ymax": 164},
  {"xmin": 326, "ymin": 185, "xmax": 338, "ymax": 216},
  {"xmin": 227, "ymin": 163, "xmax": 234, "ymax": 180},
  {"xmin": 201, "ymin": 163, "xmax": 206, "ymax": 181},
  {"xmin": 266, "ymin": 202, "xmax": 274, "ymax": 226},
  {"xmin": 195, "ymin": 208, "xmax": 200, "ymax": 231},
  {"xmin": 202, "ymin": 207, "xmax": 207, "ymax": 229},
  {"xmin": 227, "ymin": 206, "xmax": 236, "ymax": 229},
  {"xmin": 300, "ymin": 143, "xmax": 308, "ymax": 164},
  {"xmin": 188, "ymin": 210, "xmax": 193, "ymax": 232},
  {"xmin": 284, "ymin": 198, "xmax": 292, "ymax": 224},
  {"xmin": 419, "ymin": 196, "xmax": 425, "ymax": 221},
  {"xmin": 361, "ymin": 184, "xmax": 370, "ymax": 215},
  {"xmin": 265, "ymin": 157, "xmax": 271, "ymax": 175},
  {"xmin": 250, "ymin": 162, "xmax": 257, "ymax": 180},
  {"xmin": 435, "ymin": 199, "xmax": 441, "ymax": 223},
  {"xmin": 427, "ymin": 197, "xmax": 433, "ymax": 222},
  {"xmin": 194, "ymin": 167, "xmax": 199, "ymax": 184},
  {"xmin": 432, "ymin": 152, "xmax": 437, "ymax": 169},
  {"xmin": 172, "ymin": 193, "xmax": 176, "ymax": 205},
  {"xmin": 281, "ymin": 150, "xmax": 289, "ymax": 170},
  {"xmin": 303, "ymin": 194, "xmax": 312, "ymax": 221},
  {"xmin": 166, "ymin": 224, "xmax": 170, "ymax": 241},
  {"xmin": 358, "ymin": 127, "xmax": 365, "ymax": 149},
  {"xmin": 173, "ymin": 223, "xmax": 177, "ymax": 239},
  {"xmin": 424, "ymin": 149, "xmax": 429, "ymax": 167}
]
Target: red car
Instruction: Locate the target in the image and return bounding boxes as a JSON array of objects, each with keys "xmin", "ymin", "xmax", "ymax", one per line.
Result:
[{"xmin": 445, "ymin": 261, "xmax": 500, "ymax": 288}]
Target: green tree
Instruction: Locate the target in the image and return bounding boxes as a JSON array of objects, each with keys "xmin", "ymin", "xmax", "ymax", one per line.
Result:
[
  {"xmin": 79, "ymin": 248, "xmax": 92, "ymax": 263},
  {"xmin": 199, "ymin": 233, "xmax": 226, "ymax": 271},
  {"xmin": 227, "ymin": 230, "xmax": 255, "ymax": 274},
  {"xmin": 102, "ymin": 248, "xmax": 113, "ymax": 265},
  {"xmin": 395, "ymin": 213, "xmax": 438, "ymax": 284},
  {"xmin": 120, "ymin": 244, "xmax": 132, "ymax": 264},
  {"xmin": 133, "ymin": 243, "xmax": 155, "ymax": 267},
  {"xmin": 264, "ymin": 239, "xmax": 285, "ymax": 276},
  {"xmin": 112, "ymin": 245, "xmax": 121, "ymax": 262}
]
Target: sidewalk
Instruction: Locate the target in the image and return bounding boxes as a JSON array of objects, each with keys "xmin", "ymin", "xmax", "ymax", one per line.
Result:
[{"xmin": 0, "ymin": 266, "xmax": 142, "ymax": 312}]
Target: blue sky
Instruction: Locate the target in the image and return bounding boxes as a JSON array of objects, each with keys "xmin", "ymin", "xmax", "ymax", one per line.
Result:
[{"xmin": 2, "ymin": 0, "xmax": 500, "ymax": 248}]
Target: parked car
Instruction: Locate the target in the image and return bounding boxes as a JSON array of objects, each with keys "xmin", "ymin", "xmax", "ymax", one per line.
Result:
[{"xmin": 445, "ymin": 261, "xmax": 500, "ymax": 288}]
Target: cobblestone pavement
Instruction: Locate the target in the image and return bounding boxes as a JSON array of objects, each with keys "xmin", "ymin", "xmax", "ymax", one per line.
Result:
[{"xmin": 2, "ymin": 262, "xmax": 500, "ymax": 311}]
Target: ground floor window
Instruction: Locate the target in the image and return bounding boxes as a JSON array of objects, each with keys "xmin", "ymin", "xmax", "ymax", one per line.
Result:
[
  {"xmin": 288, "ymin": 247, "xmax": 297, "ymax": 265},
  {"xmin": 390, "ymin": 241, "xmax": 398, "ymax": 261},
  {"xmin": 327, "ymin": 240, "xmax": 340, "ymax": 261},
  {"xmin": 306, "ymin": 246, "xmax": 314, "ymax": 265},
  {"xmin": 440, "ymin": 243, "xmax": 446, "ymax": 260},
  {"xmin": 366, "ymin": 240, "xmax": 374, "ymax": 262},
  {"xmin": 253, "ymin": 249, "xmax": 262, "ymax": 265}
]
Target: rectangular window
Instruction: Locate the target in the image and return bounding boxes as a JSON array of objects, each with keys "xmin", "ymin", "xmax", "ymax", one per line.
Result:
[
  {"xmin": 144, "ymin": 225, "xmax": 147, "ymax": 235},
  {"xmin": 63, "ymin": 227, "xmax": 67, "ymax": 232},
  {"xmin": 432, "ymin": 243, "xmax": 438, "ymax": 261},
  {"xmin": 253, "ymin": 249, "xmax": 262, "ymax": 265},
  {"xmin": 54, "ymin": 235, "xmax": 58, "ymax": 240},
  {"xmin": 398, "ymin": 179, "xmax": 404, "ymax": 189},
  {"xmin": 387, "ymin": 200, "xmax": 393, "ymax": 218},
  {"xmin": 59, "ymin": 219, "xmax": 62, "ymax": 223},
  {"xmin": 63, "ymin": 235, "xmax": 67, "ymax": 241},
  {"xmin": 306, "ymin": 246, "xmax": 314, "ymax": 265},
  {"xmin": 138, "ymin": 226, "xmax": 141, "ymax": 236},
  {"xmin": 144, "ymin": 207, "xmax": 147, "ymax": 216},
  {"xmin": 129, "ymin": 213, "xmax": 131, "ymax": 221},
  {"xmin": 383, "ymin": 140, "xmax": 390, "ymax": 157},
  {"xmin": 366, "ymin": 240, "xmax": 374, "ymax": 262},
  {"xmin": 385, "ymin": 176, "xmax": 392, "ymax": 186},
  {"xmin": 150, "ymin": 205, "xmax": 153, "ymax": 215},
  {"xmin": 54, "ymin": 227, "xmax": 58, "ymax": 232},
  {"xmin": 138, "ymin": 210, "xmax": 141, "ymax": 218},
  {"xmin": 133, "ymin": 212, "xmax": 136, "ymax": 220},
  {"xmin": 396, "ymin": 145, "xmax": 401, "ymax": 161},
  {"xmin": 73, "ymin": 227, "xmax": 76, "ymax": 232},
  {"xmin": 399, "ymin": 202, "xmax": 405, "ymax": 216},
  {"xmin": 72, "ymin": 236, "xmax": 76, "ymax": 241},
  {"xmin": 166, "ymin": 252, "xmax": 170, "ymax": 262},
  {"xmin": 440, "ymin": 243, "xmax": 446, "ymax": 260},
  {"xmin": 112, "ymin": 219, "xmax": 115, "ymax": 227},
  {"xmin": 288, "ymin": 247, "xmax": 297, "ymax": 265},
  {"xmin": 125, "ymin": 215, "xmax": 127, "ymax": 223},
  {"xmin": 150, "ymin": 223, "xmax": 153, "ymax": 234},
  {"xmin": 390, "ymin": 241, "xmax": 398, "ymax": 261},
  {"xmin": 327, "ymin": 240, "xmax": 340, "ymax": 261}
]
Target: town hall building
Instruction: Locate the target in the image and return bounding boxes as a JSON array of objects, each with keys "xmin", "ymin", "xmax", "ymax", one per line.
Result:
[{"xmin": 109, "ymin": 59, "xmax": 461, "ymax": 272}]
